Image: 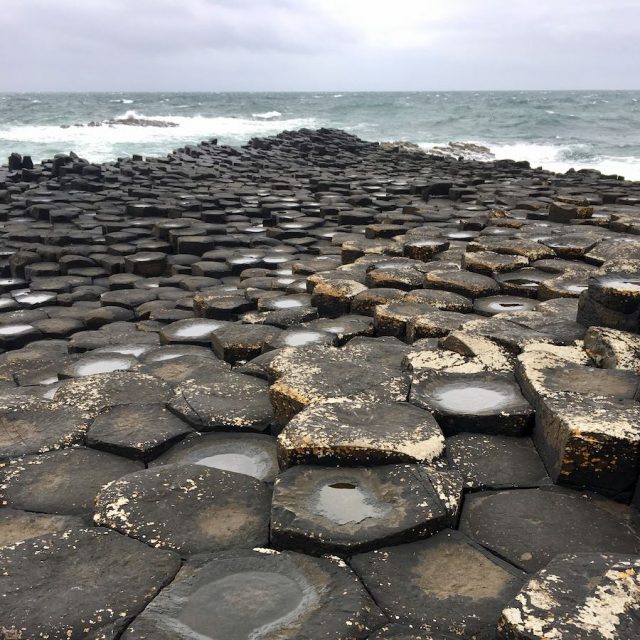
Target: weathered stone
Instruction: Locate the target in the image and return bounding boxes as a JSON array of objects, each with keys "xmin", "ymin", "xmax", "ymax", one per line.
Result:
[
  {"xmin": 87, "ymin": 403, "xmax": 194, "ymax": 460},
  {"xmin": 459, "ymin": 486, "xmax": 640, "ymax": 573},
  {"xmin": 1, "ymin": 447, "xmax": 142, "ymax": 515},
  {"xmin": 122, "ymin": 548, "xmax": 385, "ymax": 639},
  {"xmin": 410, "ymin": 370, "xmax": 534, "ymax": 436},
  {"xmin": 277, "ymin": 398, "xmax": 444, "ymax": 467},
  {"xmin": 151, "ymin": 432, "xmax": 279, "ymax": 482},
  {"xmin": 498, "ymin": 553, "xmax": 640, "ymax": 640},
  {"xmin": 0, "ymin": 527, "xmax": 180, "ymax": 639},
  {"xmin": 446, "ymin": 433, "xmax": 551, "ymax": 490},
  {"xmin": 268, "ymin": 345, "xmax": 409, "ymax": 424},
  {"xmin": 0, "ymin": 397, "xmax": 90, "ymax": 460},
  {"xmin": 170, "ymin": 370, "xmax": 275, "ymax": 432},
  {"xmin": 271, "ymin": 464, "xmax": 458, "ymax": 554},
  {"xmin": 351, "ymin": 529, "xmax": 526, "ymax": 639},
  {"xmin": 0, "ymin": 508, "xmax": 84, "ymax": 547},
  {"xmin": 95, "ymin": 463, "xmax": 272, "ymax": 555},
  {"xmin": 53, "ymin": 371, "xmax": 174, "ymax": 418}
]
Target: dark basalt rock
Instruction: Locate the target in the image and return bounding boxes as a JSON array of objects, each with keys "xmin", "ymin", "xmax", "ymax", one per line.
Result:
[
  {"xmin": 1, "ymin": 447, "xmax": 142, "ymax": 516},
  {"xmin": 268, "ymin": 345, "xmax": 410, "ymax": 425},
  {"xmin": 94, "ymin": 463, "xmax": 272, "ymax": 555},
  {"xmin": 0, "ymin": 397, "xmax": 90, "ymax": 460},
  {"xmin": 150, "ymin": 431, "xmax": 279, "ymax": 482},
  {"xmin": 53, "ymin": 370, "xmax": 174, "ymax": 417},
  {"xmin": 277, "ymin": 398, "xmax": 444, "ymax": 467},
  {"xmin": 122, "ymin": 548, "xmax": 385, "ymax": 639},
  {"xmin": 87, "ymin": 403, "xmax": 194, "ymax": 460},
  {"xmin": 459, "ymin": 486, "xmax": 640, "ymax": 573},
  {"xmin": 446, "ymin": 433, "xmax": 551, "ymax": 490},
  {"xmin": 271, "ymin": 464, "xmax": 460, "ymax": 555},
  {"xmin": 170, "ymin": 370, "xmax": 275, "ymax": 432},
  {"xmin": 0, "ymin": 508, "xmax": 85, "ymax": 547},
  {"xmin": 0, "ymin": 527, "xmax": 181, "ymax": 639},
  {"xmin": 351, "ymin": 529, "xmax": 526, "ymax": 639},
  {"xmin": 410, "ymin": 370, "xmax": 534, "ymax": 436},
  {"xmin": 3, "ymin": 126, "xmax": 640, "ymax": 633},
  {"xmin": 497, "ymin": 553, "xmax": 640, "ymax": 640}
]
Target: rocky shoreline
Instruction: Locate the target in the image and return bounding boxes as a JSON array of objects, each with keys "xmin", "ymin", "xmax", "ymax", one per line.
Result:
[{"xmin": 0, "ymin": 128, "xmax": 639, "ymax": 638}]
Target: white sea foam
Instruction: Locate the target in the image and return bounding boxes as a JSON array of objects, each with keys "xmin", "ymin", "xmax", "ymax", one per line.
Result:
[
  {"xmin": 252, "ymin": 110, "xmax": 282, "ymax": 119},
  {"xmin": 418, "ymin": 140, "xmax": 640, "ymax": 181},
  {"xmin": 0, "ymin": 110, "xmax": 317, "ymax": 162}
]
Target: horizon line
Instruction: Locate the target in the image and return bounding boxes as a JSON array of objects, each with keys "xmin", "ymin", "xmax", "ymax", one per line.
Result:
[{"xmin": 1, "ymin": 88, "xmax": 639, "ymax": 94}]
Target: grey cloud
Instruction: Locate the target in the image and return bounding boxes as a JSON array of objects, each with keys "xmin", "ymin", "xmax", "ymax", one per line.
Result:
[{"xmin": 0, "ymin": 0, "xmax": 638, "ymax": 91}]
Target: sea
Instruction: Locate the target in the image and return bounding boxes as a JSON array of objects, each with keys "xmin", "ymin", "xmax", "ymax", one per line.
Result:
[{"xmin": 1, "ymin": 91, "xmax": 640, "ymax": 180}]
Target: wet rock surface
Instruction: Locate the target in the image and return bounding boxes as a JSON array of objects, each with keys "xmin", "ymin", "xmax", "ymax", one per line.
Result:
[
  {"xmin": 2, "ymin": 127, "xmax": 640, "ymax": 636},
  {"xmin": 122, "ymin": 548, "xmax": 385, "ymax": 639}
]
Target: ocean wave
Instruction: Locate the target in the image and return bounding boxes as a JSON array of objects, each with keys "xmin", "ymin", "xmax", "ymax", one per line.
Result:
[
  {"xmin": 252, "ymin": 111, "xmax": 282, "ymax": 119},
  {"xmin": 0, "ymin": 111, "xmax": 318, "ymax": 162},
  {"xmin": 418, "ymin": 140, "xmax": 640, "ymax": 181},
  {"xmin": 109, "ymin": 98, "xmax": 134, "ymax": 104}
]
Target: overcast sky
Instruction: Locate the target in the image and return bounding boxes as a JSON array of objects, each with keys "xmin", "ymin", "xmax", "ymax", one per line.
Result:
[{"xmin": 1, "ymin": 0, "xmax": 639, "ymax": 91}]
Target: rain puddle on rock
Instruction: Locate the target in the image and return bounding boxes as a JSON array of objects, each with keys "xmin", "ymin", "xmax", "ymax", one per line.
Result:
[
  {"xmin": 196, "ymin": 452, "xmax": 271, "ymax": 479},
  {"xmin": 178, "ymin": 571, "xmax": 307, "ymax": 640},
  {"xmin": 75, "ymin": 357, "xmax": 134, "ymax": 376},
  {"xmin": 174, "ymin": 321, "xmax": 223, "ymax": 338},
  {"xmin": 315, "ymin": 482, "xmax": 388, "ymax": 525},
  {"xmin": 283, "ymin": 331, "xmax": 328, "ymax": 346},
  {"xmin": 432, "ymin": 384, "xmax": 518, "ymax": 414},
  {"xmin": 271, "ymin": 298, "xmax": 305, "ymax": 309}
]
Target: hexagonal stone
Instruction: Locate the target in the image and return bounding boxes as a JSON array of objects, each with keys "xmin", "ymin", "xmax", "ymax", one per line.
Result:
[
  {"xmin": 584, "ymin": 326, "xmax": 640, "ymax": 372},
  {"xmin": 122, "ymin": 548, "xmax": 385, "ymax": 640},
  {"xmin": 463, "ymin": 250, "xmax": 529, "ymax": 276},
  {"xmin": 151, "ymin": 432, "xmax": 279, "ymax": 482},
  {"xmin": 53, "ymin": 371, "xmax": 174, "ymax": 418},
  {"xmin": 516, "ymin": 350, "xmax": 640, "ymax": 499},
  {"xmin": 170, "ymin": 370, "xmax": 274, "ymax": 432},
  {"xmin": 446, "ymin": 434, "xmax": 551, "ymax": 490},
  {"xmin": 124, "ymin": 251, "xmax": 168, "ymax": 277},
  {"xmin": 424, "ymin": 270, "xmax": 500, "ymax": 298},
  {"xmin": 410, "ymin": 371, "xmax": 533, "ymax": 436},
  {"xmin": 211, "ymin": 323, "xmax": 282, "ymax": 364},
  {"xmin": 95, "ymin": 463, "xmax": 272, "ymax": 555},
  {"xmin": 1, "ymin": 447, "xmax": 143, "ymax": 516},
  {"xmin": 0, "ymin": 397, "xmax": 90, "ymax": 460},
  {"xmin": 87, "ymin": 403, "xmax": 194, "ymax": 461},
  {"xmin": 0, "ymin": 527, "xmax": 180, "ymax": 639},
  {"xmin": 497, "ymin": 553, "xmax": 640, "ymax": 640},
  {"xmin": 351, "ymin": 529, "xmax": 526, "ymax": 639},
  {"xmin": 0, "ymin": 508, "xmax": 84, "ymax": 547},
  {"xmin": 59, "ymin": 351, "xmax": 138, "ymax": 378},
  {"xmin": 268, "ymin": 346, "xmax": 410, "ymax": 425},
  {"xmin": 271, "ymin": 465, "xmax": 458, "ymax": 555},
  {"xmin": 374, "ymin": 302, "xmax": 436, "ymax": 339},
  {"xmin": 278, "ymin": 399, "xmax": 444, "ymax": 467},
  {"xmin": 459, "ymin": 487, "xmax": 640, "ymax": 573},
  {"xmin": 160, "ymin": 317, "xmax": 230, "ymax": 345},
  {"xmin": 136, "ymin": 353, "xmax": 230, "ymax": 385}
]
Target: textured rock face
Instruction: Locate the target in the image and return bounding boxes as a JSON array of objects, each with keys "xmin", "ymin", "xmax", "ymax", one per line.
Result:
[
  {"xmin": 270, "ymin": 464, "xmax": 460, "ymax": 554},
  {"xmin": 0, "ymin": 528, "xmax": 181, "ymax": 638},
  {"xmin": 122, "ymin": 549, "xmax": 385, "ymax": 639},
  {"xmin": 94, "ymin": 464, "xmax": 272, "ymax": 555},
  {"xmin": 497, "ymin": 553, "xmax": 640, "ymax": 640},
  {"xmin": 3, "ymin": 127, "xmax": 640, "ymax": 636},
  {"xmin": 351, "ymin": 530, "xmax": 526, "ymax": 639}
]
